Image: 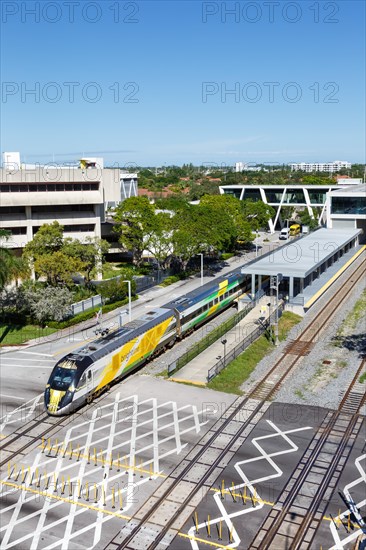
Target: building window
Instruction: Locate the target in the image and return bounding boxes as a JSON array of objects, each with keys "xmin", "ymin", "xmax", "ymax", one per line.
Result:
[
  {"xmin": 0, "ymin": 182, "xmax": 100, "ymax": 192},
  {"xmin": 0, "ymin": 206, "xmax": 26, "ymax": 214},
  {"xmin": 223, "ymin": 188, "xmax": 242, "ymax": 199},
  {"xmin": 32, "ymin": 205, "xmax": 95, "ymax": 213},
  {"xmin": 265, "ymin": 190, "xmax": 285, "ymax": 203},
  {"xmin": 63, "ymin": 224, "xmax": 95, "ymax": 232},
  {"xmin": 331, "ymin": 196, "xmax": 366, "ymax": 215},
  {"xmin": 283, "ymin": 188, "xmax": 306, "ymax": 204},
  {"xmin": 243, "ymin": 189, "xmax": 262, "ymax": 202},
  {"xmin": 3, "ymin": 227, "xmax": 27, "ymax": 235},
  {"xmin": 308, "ymin": 191, "xmax": 328, "ymax": 204}
]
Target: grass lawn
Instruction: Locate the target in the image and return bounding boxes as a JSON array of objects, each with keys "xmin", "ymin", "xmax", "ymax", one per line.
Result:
[
  {"xmin": 0, "ymin": 325, "xmax": 57, "ymax": 346},
  {"xmin": 338, "ymin": 289, "xmax": 366, "ymax": 333},
  {"xmin": 207, "ymin": 311, "xmax": 302, "ymax": 394},
  {"xmin": 102, "ymin": 262, "xmax": 130, "ymax": 280}
]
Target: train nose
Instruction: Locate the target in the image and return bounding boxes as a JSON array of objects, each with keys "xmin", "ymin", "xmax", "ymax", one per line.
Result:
[{"xmin": 46, "ymin": 389, "xmax": 66, "ymax": 415}]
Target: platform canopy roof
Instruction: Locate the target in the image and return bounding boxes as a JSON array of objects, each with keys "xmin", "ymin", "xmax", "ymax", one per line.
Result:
[{"xmin": 241, "ymin": 228, "xmax": 361, "ymax": 279}]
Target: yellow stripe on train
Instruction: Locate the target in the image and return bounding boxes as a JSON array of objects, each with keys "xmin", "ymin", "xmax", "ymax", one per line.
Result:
[{"xmin": 96, "ymin": 317, "xmax": 173, "ymax": 391}]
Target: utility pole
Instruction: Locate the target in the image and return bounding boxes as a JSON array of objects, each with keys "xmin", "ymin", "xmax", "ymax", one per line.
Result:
[{"xmin": 270, "ymin": 273, "xmax": 283, "ymax": 346}]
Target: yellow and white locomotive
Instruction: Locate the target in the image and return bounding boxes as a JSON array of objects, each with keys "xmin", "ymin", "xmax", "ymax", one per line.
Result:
[{"xmin": 45, "ymin": 268, "xmax": 251, "ymax": 415}]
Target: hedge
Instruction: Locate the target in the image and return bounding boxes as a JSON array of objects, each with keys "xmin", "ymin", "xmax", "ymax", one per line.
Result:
[{"xmin": 47, "ymin": 296, "xmax": 137, "ymax": 329}]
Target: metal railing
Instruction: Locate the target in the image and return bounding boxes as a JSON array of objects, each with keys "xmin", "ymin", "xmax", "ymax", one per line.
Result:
[
  {"xmin": 70, "ymin": 294, "xmax": 102, "ymax": 316},
  {"xmin": 168, "ymin": 304, "xmax": 254, "ymax": 377},
  {"xmin": 207, "ymin": 303, "xmax": 284, "ymax": 382}
]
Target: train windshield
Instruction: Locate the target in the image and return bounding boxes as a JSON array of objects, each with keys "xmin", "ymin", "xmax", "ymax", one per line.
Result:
[{"xmin": 49, "ymin": 366, "xmax": 77, "ymax": 391}]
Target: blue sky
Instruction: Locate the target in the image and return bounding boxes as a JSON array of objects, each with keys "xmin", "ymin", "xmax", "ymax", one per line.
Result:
[{"xmin": 1, "ymin": 0, "xmax": 365, "ymax": 166}]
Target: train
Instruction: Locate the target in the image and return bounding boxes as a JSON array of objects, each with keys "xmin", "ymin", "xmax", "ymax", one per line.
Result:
[{"xmin": 45, "ymin": 268, "xmax": 252, "ymax": 415}]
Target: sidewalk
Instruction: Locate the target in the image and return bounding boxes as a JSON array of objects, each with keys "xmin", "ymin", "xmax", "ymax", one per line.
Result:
[{"xmin": 169, "ymin": 296, "xmax": 273, "ymax": 386}]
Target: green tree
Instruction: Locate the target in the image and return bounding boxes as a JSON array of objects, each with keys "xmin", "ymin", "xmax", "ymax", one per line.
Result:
[
  {"xmin": 200, "ymin": 195, "xmax": 252, "ymax": 248},
  {"xmin": 241, "ymin": 200, "xmax": 275, "ymax": 230},
  {"xmin": 113, "ymin": 197, "xmax": 156, "ymax": 267},
  {"xmin": 145, "ymin": 212, "xmax": 174, "ymax": 270},
  {"xmin": 297, "ymin": 209, "xmax": 319, "ymax": 230},
  {"xmin": 171, "ymin": 204, "xmax": 227, "ymax": 270},
  {"xmin": 24, "ymin": 221, "xmax": 64, "ymax": 260},
  {"xmin": 99, "ymin": 277, "xmax": 136, "ymax": 303},
  {"xmin": 62, "ymin": 237, "xmax": 110, "ymax": 284},
  {"xmin": 34, "ymin": 251, "xmax": 85, "ymax": 285},
  {"xmin": 280, "ymin": 206, "xmax": 296, "ymax": 225}
]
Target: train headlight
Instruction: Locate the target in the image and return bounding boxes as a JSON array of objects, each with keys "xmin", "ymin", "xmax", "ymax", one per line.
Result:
[{"xmin": 68, "ymin": 384, "xmax": 75, "ymax": 393}]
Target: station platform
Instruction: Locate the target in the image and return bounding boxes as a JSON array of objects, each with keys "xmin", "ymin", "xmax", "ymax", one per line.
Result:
[
  {"xmin": 241, "ymin": 228, "xmax": 363, "ymax": 310},
  {"xmin": 291, "ymin": 244, "xmax": 365, "ymax": 310},
  {"xmin": 169, "ymin": 297, "xmax": 272, "ymax": 386}
]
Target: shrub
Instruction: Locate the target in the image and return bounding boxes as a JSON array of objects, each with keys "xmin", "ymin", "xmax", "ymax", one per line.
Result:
[
  {"xmin": 159, "ymin": 275, "xmax": 181, "ymax": 287},
  {"xmin": 22, "ymin": 285, "xmax": 74, "ymax": 324},
  {"xmin": 47, "ymin": 297, "xmax": 137, "ymax": 329}
]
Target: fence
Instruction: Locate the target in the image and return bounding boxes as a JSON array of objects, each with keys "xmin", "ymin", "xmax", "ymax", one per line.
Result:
[
  {"xmin": 168, "ymin": 304, "xmax": 254, "ymax": 377},
  {"xmin": 70, "ymin": 295, "xmax": 102, "ymax": 316},
  {"xmin": 91, "ymin": 271, "xmax": 173, "ymax": 293},
  {"xmin": 207, "ymin": 303, "xmax": 284, "ymax": 382}
]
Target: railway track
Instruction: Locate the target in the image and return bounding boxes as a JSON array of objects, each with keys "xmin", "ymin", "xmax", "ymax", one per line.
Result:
[
  {"xmin": 0, "ymin": 391, "xmax": 110, "ymax": 468},
  {"xmin": 249, "ymin": 358, "xmax": 366, "ymax": 550},
  {"xmin": 102, "ymin": 252, "xmax": 366, "ymax": 548}
]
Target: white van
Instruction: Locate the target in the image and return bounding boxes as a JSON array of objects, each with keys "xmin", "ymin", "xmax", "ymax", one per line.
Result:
[{"xmin": 279, "ymin": 228, "xmax": 290, "ymax": 240}]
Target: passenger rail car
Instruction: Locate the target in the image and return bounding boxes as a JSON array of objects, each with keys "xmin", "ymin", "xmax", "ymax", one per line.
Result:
[{"xmin": 45, "ymin": 269, "xmax": 250, "ymax": 415}]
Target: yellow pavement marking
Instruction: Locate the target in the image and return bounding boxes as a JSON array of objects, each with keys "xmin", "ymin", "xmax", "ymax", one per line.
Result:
[
  {"xmin": 37, "ymin": 445, "xmax": 167, "ymax": 479},
  {"xmin": 168, "ymin": 378, "xmax": 206, "ymax": 387},
  {"xmin": 0, "ymin": 479, "xmax": 131, "ymax": 520},
  {"xmin": 209, "ymin": 488, "xmax": 336, "ymax": 524},
  {"xmin": 305, "ymin": 245, "xmax": 366, "ymax": 309},
  {"xmin": 210, "ymin": 487, "xmax": 274, "ymax": 506},
  {"xmin": 0, "ymin": 434, "xmax": 7, "ymax": 440},
  {"xmin": 178, "ymin": 532, "xmax": 231, "ymax": 549}
]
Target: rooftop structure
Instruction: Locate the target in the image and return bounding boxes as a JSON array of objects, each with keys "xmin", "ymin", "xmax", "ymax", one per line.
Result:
[
  {"xmin": 0, "ymin": 161, "xmax": 121, "ymax": 252},
  {"xmin": 326, "ymin": 184, "xmax": 366, "ymax": 236},
  {"xmin": 0, "ymin": 153, "xmax": 139, "ymax": 256},
  {"xmin": 220, "ymin": 184, "xmax": 343, "ymax": 232},
  {"xmin": 241, "ymin": 227, "xmax": 362, "ymax": 304}
]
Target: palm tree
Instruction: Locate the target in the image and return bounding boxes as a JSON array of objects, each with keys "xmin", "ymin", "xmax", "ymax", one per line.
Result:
[{"xmin": 0, "ymin": 230, "xmax": 29, "ymax": 289}]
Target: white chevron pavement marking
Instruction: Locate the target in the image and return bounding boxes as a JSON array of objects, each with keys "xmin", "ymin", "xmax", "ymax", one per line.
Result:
[
  {"xmin": 0, "ymin": 393, "xmax": 43, "ymax": 433},
  {"xmin": 188, "ymin": 420, "xmax": 313, "ymax": 549},
  {"xmin": 0, "ymin": 393, "xmax": 208, "ymax": 550}
]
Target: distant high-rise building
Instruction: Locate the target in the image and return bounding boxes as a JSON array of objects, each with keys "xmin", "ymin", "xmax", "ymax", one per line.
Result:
[
  {"xmin": 290, "ymin": 161, "xmax": 351, "ymax": 172},
  {"xmin": 235, "ymin": 161, "xmax": 263, "ymax": 172}
]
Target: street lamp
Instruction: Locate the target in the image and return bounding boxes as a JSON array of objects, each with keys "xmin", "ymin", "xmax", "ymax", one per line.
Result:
[
  {"xmin": 221, "ymin": 339, "xmax": 227, "ymax": 367},
  {"xmin": 122, "ymin": 280, "xmax": 132, "ymax": 322},
  {"xmin": 198, "ymin": 253, "xmax": 204, "ymax": 286}
]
